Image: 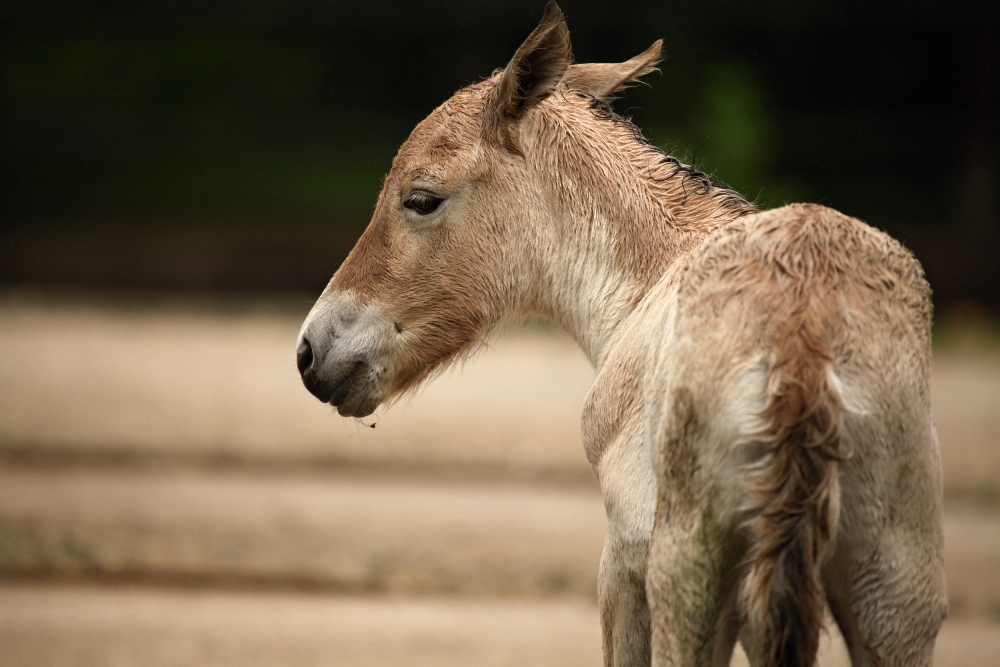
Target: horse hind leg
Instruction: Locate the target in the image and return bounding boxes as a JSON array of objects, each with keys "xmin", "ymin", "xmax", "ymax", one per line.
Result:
[
  {"xmin": 820, "ymin": 428, "xmax": 947, "ymax": 666},
  {"xmin": 822, "ymin": 539, "xmax": 868, "ymax": 666},
  {"xmin": 598, "ymin": 535, "xmax": 652, "ymax": 667},
  {"xmin": 822, "ymin": 403, "xmax": 947, "ymax": 667},
  {"xmin": 710, "ymin": 587, "xmax": 742, "ymax": 667},
  {"xmin": 646, "ymin": 517, "xmax": 746, "ymax": 667},
  {"xmin": 824, "ymin": 529, "xmax": 947, "ymax": 667}
]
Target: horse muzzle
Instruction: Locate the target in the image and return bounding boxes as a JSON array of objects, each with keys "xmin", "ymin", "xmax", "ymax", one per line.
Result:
[{"xmin": 297, "ymin": 291, "xmax": 388, "ymax": 418}]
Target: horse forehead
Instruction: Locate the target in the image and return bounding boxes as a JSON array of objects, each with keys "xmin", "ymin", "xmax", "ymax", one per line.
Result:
[{"xmin": 396, "ymin": 100, "xmax": 484, "ymax": 170}]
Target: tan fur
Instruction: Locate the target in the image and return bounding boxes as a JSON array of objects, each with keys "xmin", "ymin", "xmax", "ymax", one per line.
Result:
[
  {"xmin": 496, "ymin": 1, "xmax": 572, "ymax": 120},
  {"xmin": 741, "ymin": 307, "xmax": 842, "ymax": 667},
  {"xmin": 697, "ymin": 209, "xmax": 850, "ymax": 667},
  {"xmin": 299, "ymin": 5, "xmax": 946, "ymax": 667},
  {"xmin": 563, "ymin": 39, "xmax": 663, "ymax": 99}
]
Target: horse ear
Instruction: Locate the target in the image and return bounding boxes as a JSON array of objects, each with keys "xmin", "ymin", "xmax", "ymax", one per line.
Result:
[
  {"xmin": 495, "ymin": 1, "xmax": 572, "ymax": 119},
  {"xmin": 563, "ymin": 40, "xmax": 663, "ymax": 99}
]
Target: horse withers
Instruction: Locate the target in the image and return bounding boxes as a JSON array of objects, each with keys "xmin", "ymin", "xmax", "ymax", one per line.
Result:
[{"xmin": 297, "ymin": 4, "xmax": 946, "ymax": 666}]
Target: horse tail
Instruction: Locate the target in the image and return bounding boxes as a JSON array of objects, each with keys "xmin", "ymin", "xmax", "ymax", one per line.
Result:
[{"xmin": 740, "ymin": 308, "xmax": 844, "ymax": 667}]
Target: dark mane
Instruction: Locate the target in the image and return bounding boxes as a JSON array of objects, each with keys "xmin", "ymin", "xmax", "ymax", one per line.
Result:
[{"xmin": 585, "ymin": 95, "xmax": 757, "ymax": 217}]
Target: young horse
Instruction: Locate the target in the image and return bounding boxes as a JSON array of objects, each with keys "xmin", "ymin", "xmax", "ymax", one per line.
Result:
[{"xmin": 297, "ymin": 3, "xmax": 947, "ymax": 666}]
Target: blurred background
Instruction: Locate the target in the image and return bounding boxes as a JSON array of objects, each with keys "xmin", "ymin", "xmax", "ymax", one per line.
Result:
[
  {"xmin": 2, "ymin": 0, "xmax": 999, "ymax": 310},
  {"xmin": 1, "ymin": 1, "xmax": 999, "ymax": 665}
]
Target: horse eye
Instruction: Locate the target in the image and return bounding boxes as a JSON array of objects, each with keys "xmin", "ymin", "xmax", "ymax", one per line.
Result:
[{"xmin": 404, "ymin": 192, "xmax": 443, "ymax": 215}]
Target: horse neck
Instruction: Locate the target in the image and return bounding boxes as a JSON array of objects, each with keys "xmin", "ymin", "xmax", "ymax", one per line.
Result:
[{"xmin": 519, "ymin": 94, "xmax": 750, "ymax": 365}]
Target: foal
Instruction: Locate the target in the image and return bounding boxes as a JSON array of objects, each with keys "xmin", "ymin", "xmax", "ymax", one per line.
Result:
[{"xmin": 298, "ymin": 4, "xmax": 946, "ymax": 666}]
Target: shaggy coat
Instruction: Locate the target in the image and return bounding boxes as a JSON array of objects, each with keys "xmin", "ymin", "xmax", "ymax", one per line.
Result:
[{"xmin": 298, "ymin": 4, "xmax": 947, "ymax": 666}]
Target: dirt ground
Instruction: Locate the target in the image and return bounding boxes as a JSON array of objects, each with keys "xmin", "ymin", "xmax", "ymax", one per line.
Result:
[
  {"xmin": 1, "ymin": 293, "xmax": 997, "ymax": 496},
  {"xmin": 1, "ymin": 293, "xmax": 998, "ymax": 666},
  {"xmin": 2, "ymin": 468, "xmax": 1000, "ymax": 617},
  {"xmin": 0, "ymin": 294, "xmax": 593, "ymax": 475},
  {"xmin": 2, "ymin": 586, "xmax": 1000, "ymax": 667}
]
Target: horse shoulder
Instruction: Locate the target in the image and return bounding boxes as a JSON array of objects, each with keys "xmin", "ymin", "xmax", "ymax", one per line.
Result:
[{"xmin": 581, "ymin": 262, "xmax": 691, "ymax": 537}]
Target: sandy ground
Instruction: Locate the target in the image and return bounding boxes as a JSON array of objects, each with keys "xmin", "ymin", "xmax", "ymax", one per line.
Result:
[
  {"xmin": 2, "ymin": 585, "xmax": 1000, "ymax": 667},
  {"xmin": 0, "ymin": 296, "xmax": 593, "ymax": 475},
  {"xmin": 1, "ymin": 296, "xmax": 998, "ymax": 496},
  {"xmin": 0, "ymin": 586, "xmax": 605, "ymax": 667},
  {"xmin": 1, "ymin": 294, "xmax": 999, "ymax": 665},
  {"xmin": 1, "ymin": 469, "xmax": 1000, "ymax": 617},
  {"xmin": 0, "ymin": 469, "xmax": 606, "ymax": 596}
]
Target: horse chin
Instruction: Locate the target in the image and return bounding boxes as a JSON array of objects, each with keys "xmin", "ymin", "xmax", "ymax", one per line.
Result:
[
  {"xmin": 334, "ymin": 393, "xmax": 379, "ymax": 418},
  {"xmin": 330, "ymin": 371, "xmax": 382, "ymax": 418}
]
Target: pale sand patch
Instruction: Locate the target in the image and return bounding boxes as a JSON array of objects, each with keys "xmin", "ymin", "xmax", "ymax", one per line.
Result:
[
  {"xmin": 1, "ymin": 298, "xmax": 997, "ymax": 498},
  {"xmin": 0, "ymin": 300, "xmax": 593, "ymax": 474},
  {"xmin": 0, "ymin": 468, "xmax": 607, "ymax": 596},
  {"xmin": 931, "ymin": 354, "xmax": 1000, "ymax": 501},
  {"xmin": 943, "ymin": 504, "xmax": 1000, "ymax": 619},
  {"xmin": 1, "ymin": 585, "xmax": 996, "ymax": 667},
  {"xmin": 0, "ymin": 585, "xmax": 604, "ymax": 667},
  {"xmin": 3, "ymin": 469, "xmax": 999, "ymax": 617}
]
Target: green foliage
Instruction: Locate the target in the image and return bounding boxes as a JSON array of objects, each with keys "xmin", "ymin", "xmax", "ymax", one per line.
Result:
[
  {"xmin": 694, "ymin": 63, "xmax": 806, "ymax": 208},
  {"xmin": 698, "ymin": 64, "xmax": 769, "ymax": 195}
]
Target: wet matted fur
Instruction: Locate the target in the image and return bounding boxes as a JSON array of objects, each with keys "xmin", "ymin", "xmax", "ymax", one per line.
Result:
[{"xmin": 298, "ymin": 3, "xmax": 947, "ymax": 666}]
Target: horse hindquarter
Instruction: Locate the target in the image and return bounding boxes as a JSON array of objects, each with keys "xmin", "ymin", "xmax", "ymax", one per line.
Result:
[{"xmin": 645, "ymin": 204, "xmax": 946, "ymax": 667}]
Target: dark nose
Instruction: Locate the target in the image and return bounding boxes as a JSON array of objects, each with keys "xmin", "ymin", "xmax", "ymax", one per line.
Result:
[{"xmin": 297, "ymin": 337, "xmax": 314, "ymax": 375}]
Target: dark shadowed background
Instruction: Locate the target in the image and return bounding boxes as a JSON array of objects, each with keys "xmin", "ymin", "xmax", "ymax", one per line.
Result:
[
  {"xmin": 2, "ymin": 0, "xmax": 998, "ymax": 309},
  {"xmin": 3, "ymin": 4, "xmax": 1000, "ymax": 666}
]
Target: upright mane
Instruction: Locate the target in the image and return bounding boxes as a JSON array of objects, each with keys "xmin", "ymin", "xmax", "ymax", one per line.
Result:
[
  {"xmin": 584, "ymin": 95, "xmax": 757, "ymax": 222},
  {"xmin": 451, "ymin": 75, "xmax": 755, "ymax": 235}
]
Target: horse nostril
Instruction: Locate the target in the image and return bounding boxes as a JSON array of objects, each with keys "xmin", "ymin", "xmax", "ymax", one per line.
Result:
[{"xmin": 297, "ymin": 338, "xmax": 314, "ymax": 374}]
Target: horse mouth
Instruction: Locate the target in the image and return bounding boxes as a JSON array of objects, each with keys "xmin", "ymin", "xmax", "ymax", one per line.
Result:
[
  {"xmin": 327, "ymin": 361, "xmax": 377, "ymax": 417},
  {"xmin": 326, "ymin": 360, "xmax": 364, "ymax": 404}
]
